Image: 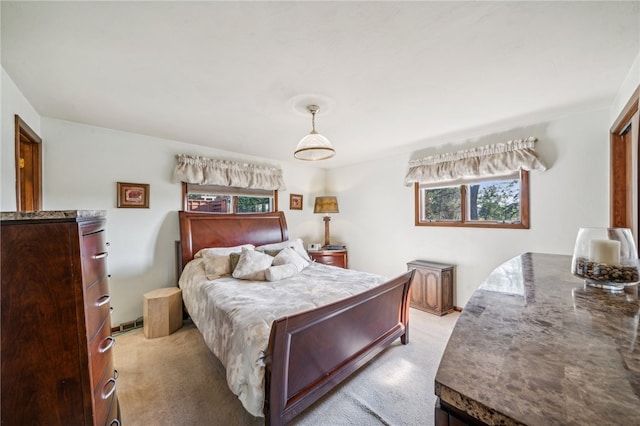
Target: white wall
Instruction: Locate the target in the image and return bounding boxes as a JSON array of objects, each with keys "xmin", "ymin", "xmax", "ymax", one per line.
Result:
[
  {"xmin": 1, "ymin": 68, "xmax": 41, "ymax": 210},
  {"xmin": 326, "ymin": 108, "xmax": 610, "ymax": 308},
  {"xmin": 19, "ymin": 118, "xmax": 326, "ymax": 325},
  {"xmin": 611, "ymin": 51, "xmax": 639, "ymax": 122}
]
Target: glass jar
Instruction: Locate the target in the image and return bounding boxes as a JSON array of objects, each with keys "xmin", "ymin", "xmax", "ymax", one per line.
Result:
[{"xmin": 571, "ymin": 227, "xmax": 640, "ymax": 291}]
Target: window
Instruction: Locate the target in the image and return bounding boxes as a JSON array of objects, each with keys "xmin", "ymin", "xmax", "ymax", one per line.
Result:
[
  {"xmin": 415, "ymin": 171, "xmax": 529, "ymax": 228},
  {"xmin": 183, "ymin": 183, "xmax": 278, "ymax": 213}
]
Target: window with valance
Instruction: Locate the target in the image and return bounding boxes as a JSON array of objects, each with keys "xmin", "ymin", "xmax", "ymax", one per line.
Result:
[
  {"xmin": 404, "ymin": 137, "xmax": 547, "ymax": 228},
  {"xmin": 173, "ymin": 155, "xmax": 286, "ymax": 213}
]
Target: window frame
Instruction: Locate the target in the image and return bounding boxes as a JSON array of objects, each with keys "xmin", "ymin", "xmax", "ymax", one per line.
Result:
[
  {"xmin": 182, "ymin": 182, "xmax": 279, "ymax": 214},
  {"xmin": 414, "ymin": 170, "xmax": 530, "ymax": 229}
]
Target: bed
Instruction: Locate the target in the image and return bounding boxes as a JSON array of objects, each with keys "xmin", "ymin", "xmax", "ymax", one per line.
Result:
[{"xmin": 177, "ymin": 210, "xmax": 414, "ymax": 425}]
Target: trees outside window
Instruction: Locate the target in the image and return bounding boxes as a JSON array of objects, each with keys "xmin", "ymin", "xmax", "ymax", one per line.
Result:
[{"xmin": 415, "ymin": 171, "xmax": 529, "ymax": 229}]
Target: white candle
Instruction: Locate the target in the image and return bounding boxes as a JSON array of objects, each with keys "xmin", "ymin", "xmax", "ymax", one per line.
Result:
[{"xmin": 589, "ymin": 239, "xmax": 621, "ymax": 265}]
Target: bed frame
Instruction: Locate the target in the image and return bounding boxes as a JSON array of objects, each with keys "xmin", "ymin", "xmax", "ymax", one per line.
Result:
[{"xmin": 178, "ymin": 210, "xmax": 414, "ymax": 425}]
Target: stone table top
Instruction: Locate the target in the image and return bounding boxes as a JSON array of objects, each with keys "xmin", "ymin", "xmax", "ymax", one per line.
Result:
[
  {"xmin": 435, "ymin": 252, "xmax": 640, "ymax": 425},
  {"xmin": 1, "ymin": 210, "xmax": 106, "ymax": 221}
]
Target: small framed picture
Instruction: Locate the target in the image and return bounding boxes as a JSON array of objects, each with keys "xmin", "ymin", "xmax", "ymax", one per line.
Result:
[
  {"xmin": 117, "ymin": 182, "xmax": 150, "ymax": 208},
  {"xmin": 290, "ymin": 194, "xmax": 303, "ymax": 210}
]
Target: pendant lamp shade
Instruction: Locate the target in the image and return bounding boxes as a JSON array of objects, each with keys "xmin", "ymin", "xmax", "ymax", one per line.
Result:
[{"xmin": 294, "ymin": 105, "xmax": 335, "ymax": 161}]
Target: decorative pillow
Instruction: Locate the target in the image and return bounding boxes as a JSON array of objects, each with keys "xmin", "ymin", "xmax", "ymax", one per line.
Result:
[
  {"xmin": 264, "ymin": 264, "xmax": 299, "ymax": 282},
  {"xmin": 229, "ymin": 252, "xmax": 241, "ymax": 271},
  {"xmin": 272, "ymin": 247, "xmax": 309, "ymax": 272},
  {"xmin": 256, "ymin": 239, "xmax": 311, "ymax": 262},
  {"xmin": 204, "ymin": 254, "xmax": 232, "ymax": 280},
  {"xmin": 194, "ymin": 244, "xmax": 255, "ymax": 259},
  {"xmin": 232, "ymin": 248, "xmax": 274, "ymax": 281}
]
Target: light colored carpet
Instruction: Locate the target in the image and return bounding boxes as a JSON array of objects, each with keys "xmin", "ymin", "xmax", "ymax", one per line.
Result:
[{"xmin": 113, "ymin": 308, "xmax": 459, "ymax": 426}]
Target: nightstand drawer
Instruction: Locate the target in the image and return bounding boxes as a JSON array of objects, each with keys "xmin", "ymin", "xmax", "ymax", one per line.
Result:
[{"xmin": 309, "ymin": 249, "xmax": 348, "ymax": 269}]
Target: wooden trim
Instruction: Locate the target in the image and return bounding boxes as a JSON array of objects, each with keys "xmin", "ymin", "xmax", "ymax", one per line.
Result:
[
  {"xmin": 519, "ymin": 170, "xmax": 530, "ymax": 228},
  {"xmin": 610, "ymin": 85, "xmax": 639, "ymax": 229}
]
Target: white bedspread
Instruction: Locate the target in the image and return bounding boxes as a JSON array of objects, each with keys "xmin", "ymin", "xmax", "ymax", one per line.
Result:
[{"xmin": 178, "ymin": 258, "xmax": 387, "ymax": 417}]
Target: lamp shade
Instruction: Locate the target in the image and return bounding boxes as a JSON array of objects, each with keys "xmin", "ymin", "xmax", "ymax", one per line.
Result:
[
  {"xmin": 294, "ymin": 104, "xmax": 335, "ymax": 161},
  {"xmin": 294, "ymin": 133, "xmax": 335, "ymax": 161},
  {"xmin": 314, "ymin": 196, "xmax": 339, "ymax": 214}
]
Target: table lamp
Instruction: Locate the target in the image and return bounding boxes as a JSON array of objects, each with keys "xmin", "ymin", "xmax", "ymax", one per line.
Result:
[{"xmin": 314, "ymin": 196, "xmax": 339, "ymax": 248}]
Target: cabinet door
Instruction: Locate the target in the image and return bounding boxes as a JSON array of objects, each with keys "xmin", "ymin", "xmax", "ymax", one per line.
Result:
[
  {"xmin": 408, "ymin": 265, "xmax": 444, "ymax": 315},
  {"xmin": 422, "ymin": 269, "xmax": 442, "ymax": 312}
]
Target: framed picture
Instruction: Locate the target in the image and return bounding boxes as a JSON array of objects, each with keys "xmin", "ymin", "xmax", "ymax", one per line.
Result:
[
  {"xmin": 117, "ymin": 182, "xmax": 150, "ymax": 208},
  {"xmin": 290, "ymin": 194, "xmax": 303, "ymax": 210}
]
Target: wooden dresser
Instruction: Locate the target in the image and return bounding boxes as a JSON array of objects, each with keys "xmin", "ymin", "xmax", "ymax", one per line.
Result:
[
  {"xmin": 309, "ymin": 249, "xmax": 348, "ymax": 269},
  {"xmin": 407, "ymin": 260, "xmax": 455, "ymax": 316},
  {"xmin": 1, "ymin": 211, "xmax": 120, "ymax": 425}
]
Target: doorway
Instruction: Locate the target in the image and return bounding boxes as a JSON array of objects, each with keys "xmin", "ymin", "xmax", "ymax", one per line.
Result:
[{"xmin": 14, "ymin": 115, "xmax": 42, "ymax": 211}]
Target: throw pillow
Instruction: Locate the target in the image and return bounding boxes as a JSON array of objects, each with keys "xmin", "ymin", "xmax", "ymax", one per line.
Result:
[
  {"xmin": 232, "ymin": 248, "xmax": 274, "ymax": 281},
  {"xmin": 272, "ymin": 247, "xmax": 309, "ymax": 272}
]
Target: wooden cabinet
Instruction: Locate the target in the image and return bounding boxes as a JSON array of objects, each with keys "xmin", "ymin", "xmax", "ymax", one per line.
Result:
[
  {"xmin": 1, "ymin": 212, "xmax": 120, "ymax": 426},
  {"xmin": 309, "ymin": 249, "xmax": 348, "ymax": 269},
  {"xmin": 407, "ymin": 260, "xmax": 454, "ymax": 316}
]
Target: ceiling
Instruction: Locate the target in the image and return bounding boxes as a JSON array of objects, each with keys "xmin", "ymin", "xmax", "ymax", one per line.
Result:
[{"xmin": 2, "ymin": 1, "xmax": 639, "ymax": 168}]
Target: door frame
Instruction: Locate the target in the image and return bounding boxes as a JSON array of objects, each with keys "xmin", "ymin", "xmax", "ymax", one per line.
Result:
[{"xmin": 14, "ymin": 115, "xmax": 43, "ymax": 211}]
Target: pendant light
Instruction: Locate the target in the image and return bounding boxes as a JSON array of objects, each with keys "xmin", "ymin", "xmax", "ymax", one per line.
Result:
[{"xmin": 294, "ymin": 105, "xmax": 335, "ymax": 161}]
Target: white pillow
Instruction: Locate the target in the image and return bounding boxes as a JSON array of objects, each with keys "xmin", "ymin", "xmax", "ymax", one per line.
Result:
[
  {"xmin": 272, "ymin": 247, "xmax": 309, "ymax": 272},
  {"xmin": 194, "ymin": 244, "xmax": 255, "ymax": 258},
  {"xmin": 232, "ymin": 248, "xmax": 274, "ymax": 281},
  {"xmin": 203, "ymin": 254, "xmax": 232, "ymax": 280},
  {"xmin": 256, "ymin": 239, "xmax": 311, "ymax": 262},
  {"xmin": 265, "ymin": 264, "xmax": 299, "ymax": 282}
]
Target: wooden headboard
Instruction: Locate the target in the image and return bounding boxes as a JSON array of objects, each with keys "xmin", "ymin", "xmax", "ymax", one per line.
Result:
[{"xmin": 178, "ymin": 211, "xmax": 289, "ymax": 270}]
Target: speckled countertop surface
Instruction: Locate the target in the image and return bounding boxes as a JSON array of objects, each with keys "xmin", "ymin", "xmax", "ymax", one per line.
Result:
[
  {"xmin": 435, "ymin": 252, "xmax": 640, "ymax": 425},
  {"xmin": 1, "ymin": 210, "xmax": 105, "ymax": 221}
]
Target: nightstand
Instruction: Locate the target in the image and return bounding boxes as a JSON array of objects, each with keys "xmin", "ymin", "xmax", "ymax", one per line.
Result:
[{"xmin": 309, "ymin": 249, "xmax": 348, "ymax": 269}]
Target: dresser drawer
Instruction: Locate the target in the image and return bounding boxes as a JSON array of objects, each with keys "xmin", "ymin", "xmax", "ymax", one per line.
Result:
[
  {"xmin": 106, "ymin": 394, "xmax": 120, "ymax": 426},
  {"xmin": 85, "ymin": 277, "xmax": 111, "ymax": 341},
  {"xmin": 88, "ymin": 318, "xmax": 116, "ymax": 391},
  {"xmin": 93, "ymin": 358, "xmax": 117, "ymax": 426},
  {"xmin": 82, "ymin": 230, "xmax": 108, "ymax": 288}
]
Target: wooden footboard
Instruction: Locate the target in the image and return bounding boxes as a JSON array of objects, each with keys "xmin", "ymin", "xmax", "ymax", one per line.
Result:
[{"xmin": 263, "ymin": 270, "xmax": 415, "ymax": 425}]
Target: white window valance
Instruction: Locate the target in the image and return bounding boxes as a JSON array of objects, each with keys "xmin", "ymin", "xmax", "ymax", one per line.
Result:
[
  {"xmin": 403, "ymin": 137, "xmax": 547, "ymax": 186},
  {"xmin": 173, "ymin": 155, "xmax": 287, "ymax": 190}
]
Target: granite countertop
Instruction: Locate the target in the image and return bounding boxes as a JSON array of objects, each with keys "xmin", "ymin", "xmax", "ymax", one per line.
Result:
[
  {"xmin": 1, "ymin": 210, "xmax": 106, "ymax": 221},
  {"xmin": 435, "ymin": 252, "xmax": 640, "ymax": 425}
]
